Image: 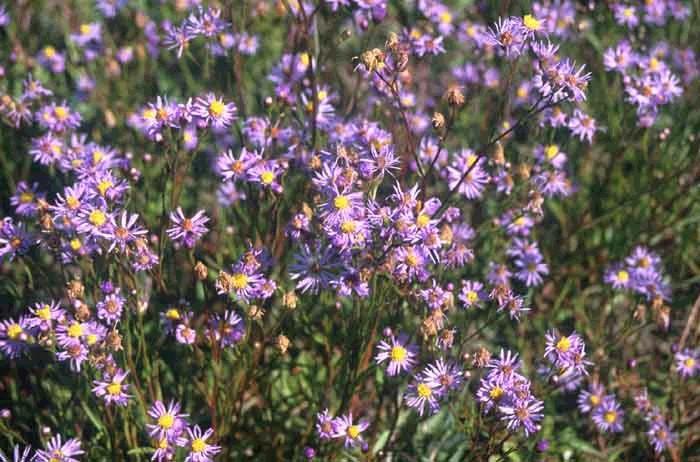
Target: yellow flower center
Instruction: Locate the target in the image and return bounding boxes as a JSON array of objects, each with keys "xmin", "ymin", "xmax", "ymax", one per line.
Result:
[
  {"xmin": 390, "ymin": 345, "xmax": 407, "ymax": 362},
  {"xmin": 80, "ymin": 24, "xmax": 92, "ymax": 35},
  {"xmin": 191, "ymin": 438, "xmax": 206, "ymax": 453},
  {"xmin": 166, "ymin": 308, "xmax": 180, "ymax": 320},
  {"xmin": 86, "ymin": 334, "xmax": 98, "ymax": 345},
  {"xmin": 143, "ymin": 108, "xmax": 156, "ymax": 121},
  {"xmin": 417, "ymin": 383, "xmax": 432, "ymax": 398},
  {"xmin": 209, "ymin": 100, "xmax": 225, "ymax": 117},
  {"xmin": 70, "ymin": 238, "xmax": 82, "ymax": 251},
  {"xmin": 623, "ymin": 7, "xmax": 634, "ymax": 18},
  {"xmin": 416, "ymin": 214, "xmax": 430, "ymax": 228},
  {"xmin": 106, "ymin": 382, "xmax": 122, "ymax": 396},
  {"xmin": 590, "ymin": 395, "xmax": 601, "ymax": 406},
  {"xmin": 158, "ymin": 413, "xmax": 175, "ymax": 429},
  {"xmin": 617, "ymin": 270, "xmax": 629, "ymax": 283},
  {"xmin": 649, "ymin": 57, "xmax": 660, "ymax": 71},
  {"xmin": 346, "ymin": 425, "xmax": 360, "ymax": 439},
  {"xmin": 545, "ymin": 144, "xmax": 559, "ymax": 160},
  {"xmin": 89, "ymin": 210, "xmax": 107, "ymax": 227},
  {"xmin": 556, "ymin": 336, "xmax": 571, "ymax": 353},
  {"xmin": 489, "ymin": 386, "xmax": 504, "ymax": 400},
  {"xmin": 97, "ymin": 180, "xmax": 113, "ymax": 196},
  {"xmin": 299, "ymin": 52, "xmax": 310, "ymax": 67},
  {"xmin": 260, "ymin": 171, "xmax": 275, "ymax": 185},
  {"xmin": 604, "ymin": 411, "xmax": 617, "ymax": 424},
  {"xmin": 158, "ymin": 438, "xmax": 168, "ymax": 450},
  {"xmin": 7, "ymin": 323, "xmax": 23, "ymax": 340},
  {"xmin": 685, "ymin": 358, "xmax": 696, "ymax": 368},
  {"xmin": 19, "ymin": 192, "xmax": 34, "ymax": 203},
  {"xmin": 68, "ymin": 322, "xmax": 83, "ymax": 338},
  {"xmin": 340, "ymin": 220, "xmax": 357, "ymax": 234},
  {"xmin": 405, "ymin": 251, "xmax": 419, "ymax": 267},
  {"xmin": 439, "ymin": 11, "xmax": 452, "ymax": 24},
  {"xmin": 37, "ymin": 305, "xmax": 52, "ymax": 320},
  {"xmin": 514, "ymin": 216, "xmax": 526, "ymax": 227},
  {"xmin": 333, "ymin": 195, "xmax": 349, "ymax": 210},
  {"xmin": 66, "ymin": 196, "xmax": 80, "ymax": 209},
  {"xmin": 54, "ymin": 106, "xmax": 69, "ymax": 121},
  {"xmin": 523, "ymin": 14, "xmax": 542, "ymax": 31},
  {"xmin": 44, "ymin": 46, "xmax": 56, "ymax": 58},
  {"xmin": 231, "ymin": 273, "xmax": 249, "ymax": 289},
  {"xmin": 465, "ymin": 290, "xmax": 478, "ymax": 304}
]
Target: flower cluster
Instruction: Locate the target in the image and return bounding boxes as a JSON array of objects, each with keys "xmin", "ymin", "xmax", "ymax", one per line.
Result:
[
  {"xmin": 476, "ymin": 349, "xmax": 544, "ymax": 436},
  {"xmin": 315, "ymin": 410, "xmax": 370, "ymax": 449},
  {"xmin": 604, "ymin": 246, "xmax": 671, "ymax": 301},
  {"xmin": 577, "ymin": 382, "xmax": 625, "ymax": 433}
]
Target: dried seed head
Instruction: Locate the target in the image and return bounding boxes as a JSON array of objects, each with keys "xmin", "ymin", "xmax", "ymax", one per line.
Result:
[
  {"xmin": 473, "ymin": 347, "xmax": 492, "ymax": 368},
  {"xmin": 194, "ymin": 261, "xmax": 208, "ymax": 281},
  {"xmin": 282, "ymin": 291, "xmax": 298, "ymax": 310},
  {"xmin": 517, "ymin": 163, "xmax": 531, "ymax": 180},
  {"xmin": 249, "ymin": 304, "xmax": 265, "ymax": 321},
  {"xmin": 444, "ymin": 85, "xmax": 465, "ymax": 107},
  {"xmin": 276, "ymin": 334, "xmax": 290, "ymax": 354},
  {"xmin": 74, "ymin": 301, "xmax": 91, "ymax": 321},
  {"xmin": 66, "ymin": 280, "xmax": 84, "ymax": 300},
  {"xmin": 491, "ymin": 141, "xmax": 505, "ymax": 165},
  {"xmin": 432, "ymin": 112, "xmax": 445, "ymax": 130}
]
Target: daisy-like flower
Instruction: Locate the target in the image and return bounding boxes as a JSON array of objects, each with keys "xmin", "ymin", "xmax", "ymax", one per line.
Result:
[
  {"xmin": 206, "ymin": 310, "xmax": 245, "ymax": 348},
  {"xmin": 76, "ymin": 204, "xmax": 112, "ymax": 237},
  {"xmin": 422, "ymin": 358, "xmax": 464, "ymax": 395},
  {"xmin": 331, "ymin": 413, "xmax": 370, "ymax": 448},
  {"xmin": 180, "ymin": 425, "xmax": 221, "ymax": 462},
  {"xmin": 315, "ymin": 408, "xmax": 336, "ymax": 440},
  {"xmin": 27, "ymin": 301, "xmax": 65, "ymax": 332},
  {"xmin": 499, "ymin": 395, "xmax": 544, "ymax": 436},
  {"xmin": 544, "ymin": 329, "xmax": 589, "ymax": 375},
  {"xmin": 10, "ymin": 181, "xmax": 43, "ymax": 217},
  {"xmin": 592, "ymin": 396, "xmax": 624, "ymax": 433},
  {"xmin": 0, "ymin": 317, "xmax": 31, "ymax": 358},
  {"xmin": 404, "ymin": 375, "xmax": 441, "ymax": 416},
  {"xmin": 166, "ymin": 208, "xmax": 209, "ymax": 248},
  {"xmin": 604, "ymin": 264, "xmax": 632, "ymax": 289},
  {"xmin": 447, "ymin": 149, "xmax": 489, "ymax": 200},
  {"xmin": 34, "ymin": 434, "xmax": 84, "ymax": 462},
  {"xmin": 248, "ymin": 160, "xmax": 284, "ymax": 193},
  {"xmin": 193, "ymin": 93, "xmax": 236, "ymax": 129},
  {"xmin": 647, "ymin": 421, "xmax": 677, "ymax": 454},
  {"xmin": 96, "ymin": 291, "xmax": 125, "ymax": 324},
  {"xmin": 458, "ymin": 280, "xmax": 485, "ymax": 309},
  {"xmin": 36, "ymin": 101, "xmax": 81, "ymax": 132},
  {"xmin": 674, "ymin": 348, "xmax": 699, "ymax": 378},
  {"xmin": 92, "ymin": 368, "xmax": 131, "ymax": 406},
  {"xmin": 375, "ymin": 333, "xmax": 418, "ymax": 376},
  {"xmin": 147, "ymin": 400, "xmax": 189, "ymax": 442},
  {"xmin": 0, "ymin": 445, "xmax": 33, "ymax": 462},
  {"xmin": 105, "ymin": 211, "xmax": 148, "ymax": 252},
  {"xmin": 577, "ymin": 382, "xmax": 606, "ymax": 414}
]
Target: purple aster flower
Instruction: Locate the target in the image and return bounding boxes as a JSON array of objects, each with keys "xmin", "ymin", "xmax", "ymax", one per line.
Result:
[
  {"xmin": 544, "ymin": 329, "xmax": 589, "ymax": 374},
  {"xmin": 487, "ymin": 349, "xmax": 521, "ymax": 382},
  {"xmin": 22, "ymin": 74, "xmax": 52, "ymax": 100},
  {"xmin": 206, "ymin": 310, "xmax": 245, "ymax": 348},
  {"xmin": 674, "ymin": 348, "xmax": 699, "ymax": 378},
  {"xmin": 36, "ymin": 46, "xmax": 65, "ymax": 73},
  {"xmin": 331, "ymin": 413, "xmax": 370, "ymax": 448},
  {"xmin": 514, "ymin": 252, "xmax": 549, "ymax": 287},
  {"xmin": 458, "ymin": 280, "xmax": 485, "ymax": 309},
  {"xmin": 577, "ymin": 382, "xmax": 605, "ymax": 414},
  {"xmin": 405, "ymin": 375, "xmax": 441, "ymax": 416},
  {"xmin": 96, "ymin": 0, "xmax": 127, "ymax": 18},
  {"xmin": 476, "ymin": 376, "xmax": 509, "ymax": 412},
  {"xmin": 447, "ymin": 150, "xmax": 489, "ymax": 200},
  {"xmin": 393, "ymin": 245, "xmax": 430, "ymax": 283},
  {"xmin": 289, "ymin": 244, "xmax": 339, "ymax": 294},
  {"xmin": 604, "ymin": 263, "xmax": 632, "ymax": 290},
  {"xmin": 92, "ymin": 368, "xmax": 131, "ymax": 406},
  {"xmin": 11, "ymin": 181, "xmax": 43, "ymax": 217},
  {"xmin": 29, "ymin": 133, "xmax": 64, "ymax": 166},
  {"xmin": 0, "ymin": 317, "xmax": 32, "ymax": 358},
  {"xmin": 375, "ymin": 333, "xmax": 418, "ymax": 376},
  {"xmin": 175, "ymin": 321, "xmax": 197, "ymax": 345},
  {"xmin": 163, "ymin": 25, "xmax": 194, "ymax": 58},
  {"xmin": 34, "ymin": 435, "xmax": 84, "ymax": 462},
  {"xmin": 166, "ymin": 208, "xmax": 209, "ymax": 248},
  {"xmin": 96, "ymin": 290, "xmax": 125, "ymax": 324},
  {"xmin": 104, "ymin": 211, "xmax": 148, "ymax": 253},
  {"xmin": 180, "ymin": 425, "xmax": 221, "ymax": 462},
  {"xmin": 315, "ymin": 409, "xmax": 336, "ymax": 440},
  {"xmin": 248, "ymin": 160, "xmax": 285, "ymax": 193},
  {"xmin": 613, "ymin": 4, "xmax": 639, "ymax": 28},
  {"xmin": 485, "ymin": 17, "xmax": 526, "ymax": 58},
  {"xmin": 0, "ymin": 445, "xmax": 33, "ymax": 462},
  {"xmin": 568, "ymin": 109, "xmax": 597, "ymax": 143},
  {"xmin": 147, "ymin": 400, "xmax": 189, "ymax": 442},
  {"xmin": 36, "ymin": 101, "xmax": 81, "ymax": 132},
  {"xmin": 603, "ymin": 41, "xmax": 635, "ymax": 72},
  {"xmin": 647, "ymin": 421, "xmax": 677, "ymax": 454},
  {"xmin": 422, "ymin": 358, "xmax": 464, "ymax": 395},
  {"xmin": 27, "ymin": 301, "xmax": 65, "ymax": 332},
  {"xmin": 76, "ymin": 204, "xmax": 112, "ymax": 237},
  {"xmin": 192, "ymin": 93, "xmax": 236, "ymax": 129},
  {"xmin": 592, "ymin": 396, "xmax": 624, "ymax": 433},
  {"xmin": 499, "ymin": 395, "xmax": 544, "ymax": 436}
]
